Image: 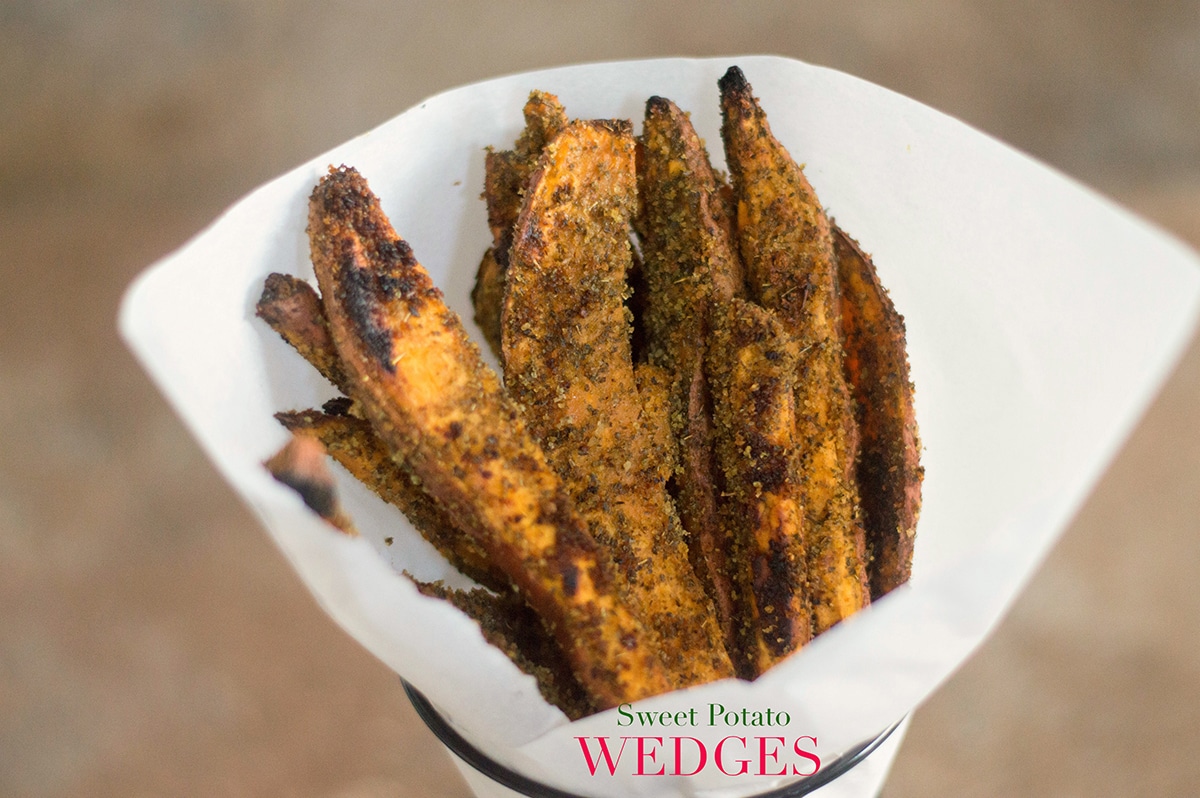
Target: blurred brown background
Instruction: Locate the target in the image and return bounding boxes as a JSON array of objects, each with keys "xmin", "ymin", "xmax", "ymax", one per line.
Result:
[{"xmin": 2, "ymin": 2, "xmax": 1198, "ymax": 796}]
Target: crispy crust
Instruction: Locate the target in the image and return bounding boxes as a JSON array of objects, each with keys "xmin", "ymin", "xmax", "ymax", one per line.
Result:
[
  {"xmin": 635, "ymin": 95, "xmax": 747, "ymax": 657},
  {"xmin": 719, "ymin": 67, "xmax": 870, "ymax": 633},
  {"xmin": 308, "ymin": 165, "xmax": 671, "ymax": 708},
  {"xmin": 504, "ymin": 121, "xmax": 733, "ymax": 686},
  {"xmin": 707, "ymin": 298, "xmax": 812, "ymax": 676},
  {"xmin": 833, "ymin": 224, "xmax": 922, "ymax": 599}
]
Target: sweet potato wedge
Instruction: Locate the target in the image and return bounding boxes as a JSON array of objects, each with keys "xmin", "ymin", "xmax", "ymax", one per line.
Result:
[
  {"xmin": 308, "ymin": 165, "xmax": 672, "ymax": 708},
  {"xmin": 504, "ymin": 121, "xmax": 733, "ymax": 686},
  {"xmin": 634, "ymin": 95, "xmax": 747, "ymax": 656},
  {"xmin": 833, "ymin": 224, "xmax": 922, "ymax": 599},
  {"xmin": 256, "ymin": 272, "xmax": 351, "ymax": 393},
  {"xmin": 473, "ymin": 91, "xmax": 568, "ymax": 357},
  {"xmin": 707, "ymin": 298, "xmax": 811, "ymax": 676},
  {"xmin": 719, "ymin": 66, "xmax": 870, "ymax": 633}
]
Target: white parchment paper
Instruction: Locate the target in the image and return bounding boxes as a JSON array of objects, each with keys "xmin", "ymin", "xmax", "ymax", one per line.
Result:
[{"xmin": 119, "ymin": 57, "xmax": 1200, "ymax": 797}]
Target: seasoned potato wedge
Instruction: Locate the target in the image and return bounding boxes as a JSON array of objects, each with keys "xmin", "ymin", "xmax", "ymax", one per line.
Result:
[
  {"xmin": 504, "ymin": 121, "xmax": 734, "ymax": 686},
  {"xmin": 256, "ymin": 272, "xmax": 351, "ymax": 394},
  {"xmin": 308, "ymin": 165, "xmax": 672, "ymax": 708},
  {"xmin": 635, "ymin": 96, "xmax": 747, "ymax": 654},
  {"xmin": 707, "ymin": 298, "xmax": 812, "ymax": 676},
  {"xmin": 473, "ymin": 91, "xmax": 569, "ymax": 357},
  {"xmin": 833, "ymin": 224, "xmax": 922, "ymax": 599},
  {"xmin": 719, "ymin": 66, "xmax": 870, "ymax": 633}
]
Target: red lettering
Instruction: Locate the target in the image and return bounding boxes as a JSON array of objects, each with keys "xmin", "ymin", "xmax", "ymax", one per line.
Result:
[
  {"xmin": 715, "ymin": 736, "xmax": 750, "ymax": 776},
  {"xmin": 672, "ymin": 736, "xmax": 707, "ymax": 776},
  {"xmin": 635, "ymin": 737, "xmax": 665, "ymax": 776},
  {"xmin": 757, "ymin": 736, "xmax": 786, "ymax": 776},
  {"xmin": 575, "ymin": 736, "xmax": 631, "ymax": 776},
  {"xmin": 791, "ymin": 735, "xmax": 821, "ymax": 777}
]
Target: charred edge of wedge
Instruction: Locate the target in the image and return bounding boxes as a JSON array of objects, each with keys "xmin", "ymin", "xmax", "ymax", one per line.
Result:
[
  {"xmin": 275, "ymin": 408, "xmax": 510, "ymax": 593},
  {"xmin": 264, "ymin": 432, "xmax": 357, "ymax": 535},
  {"xmin": 256, "ymin": 272, "xmax": 351, "ymax": 394},
  {"xmin": 832, "ymin": 224, "xmax": 922, "ymax": 599},
  {"xmin": 308, "ymin": 165, "xmax": 672, "ymax": 708}
]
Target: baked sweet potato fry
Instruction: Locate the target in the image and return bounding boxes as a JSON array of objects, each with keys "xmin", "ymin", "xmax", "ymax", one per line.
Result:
[
  {"xmin": 308, "ymin": 165, "xmax": 671, "ymax": 708},
  {"xmin": 256, "ymin": 273, "xmax": 515, "ymax": 590},
  {"xmin": 833, "ymin": 224, "xmax": 922, "ymax": 599},
  {"xmin": 635, "ymin": 95, "xmax": 747, "ymax": 656},
  {"xmin": 719, "ymin": 66, "xmax": 870, "ymax": 633},
  {"xmin": 504, "ymin": 121, "xmax": 734, "ymax": 686},
  {"xmin": 707, "ymin": 298, "xmax": 811, "ymax": 676},
  {"xmin": 473, "ymin": 91, "xmax": 568, "ymax": 357},
  {"xmin": 636, "ymin": 96, "xmax": 745, "ymax": 316}
]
